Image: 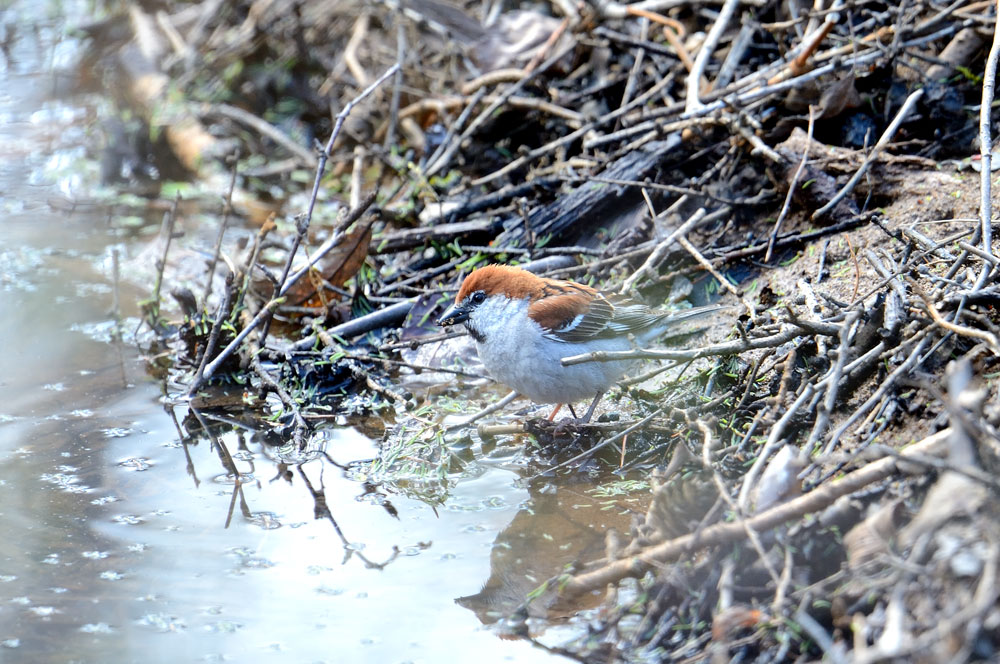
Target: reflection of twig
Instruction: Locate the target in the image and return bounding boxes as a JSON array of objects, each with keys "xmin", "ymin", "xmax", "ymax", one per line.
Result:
[
  {"xmin": 216, "ymin": 437, "xmax": 250, "ymax": 527},
  {"xmin": 190, "ymin": 407, "xmax": 250, "ymax": 526},
  {"xmin": 166, "ymin": 404, "xmax": 199, "ymax": 488},
  {"xmin": 297, "ymin": 464, "xmax": 402, "ymax": 570}
]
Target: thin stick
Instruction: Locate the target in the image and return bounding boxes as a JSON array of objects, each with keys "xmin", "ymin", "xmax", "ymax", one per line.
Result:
[
  {"xmin": 918, "ymin": 287, "xmax": 1000, "ymax": 352},
  {"xmin": 620, "ymin": 208, "xmax": 709, "ymax": 294},
  {"xmin": 189, "ymin": 272, "xmax": 236, "ymax": 395},
  {"xmin": 202, "ymin": 150, "xmax": 239, "ymax": 306},
  {"xmin": 192, "ymin": 193, "xmax": 376, "ymax": 387},
  {"xmin": 736, "ymin": 383, "xmax": 814, "ymax": 511},
  {"xmin": 445, "ymin": 390, "xmax": 519, "ymax": 432},
  {"xmin": 685, "ymin": 0, "xmax": 741, "ymax": 112},
  {"xmin": 208, "ymin": 103, "xmax": 316, "ymax": 167},
  {"xmin": 766, "ymin": 106, "xmax": 816, "ymax": 261},
  {"xmin": 384, "ymin": 22, "xmax": 405, "ymax": 152},
  {"xmin": 426, "ymin": 48, "xmax": 564, "ymax": 178},
  {"xmin": 811, "ymin": 89, "xmax": 924, "ymax": 220},
  {"xmin": 821, "ymin": 337, "xmax": 930, "ymax": 455},
  {"xmin": 698, "ymin": 420, "xmax": 782, "ymax": 587},
  {"xmin": 305, "ymin": 63, "xmax": 399, "ymax": 229},
  {"xmin": 975, "ymin": 0, "xmax": 1000, "ymax": 289},
  {"xmin": 677, "ymin": 234, "xmax": 755, "ymax": 318}
]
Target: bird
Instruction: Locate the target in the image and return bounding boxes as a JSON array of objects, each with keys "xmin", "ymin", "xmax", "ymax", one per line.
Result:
[{"xmin": 437, "ymin": 264, "xmax": 722, "ymax": 423}]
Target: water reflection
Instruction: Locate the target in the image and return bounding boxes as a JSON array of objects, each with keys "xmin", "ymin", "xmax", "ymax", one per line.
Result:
[{"xmin": 0, "ymin": 2, "xmax": 622, "ymax": 661}]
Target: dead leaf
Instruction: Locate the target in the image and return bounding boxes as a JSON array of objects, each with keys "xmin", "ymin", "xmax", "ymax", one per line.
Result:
[{"xmin": 285, "ymin": 221, "xmax": 373, "ymax": 307}]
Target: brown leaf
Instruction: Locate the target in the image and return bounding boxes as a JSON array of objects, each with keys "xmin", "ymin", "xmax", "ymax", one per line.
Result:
[
  {"xmin": 816, "ymin": 73, "xmax": 862, "ymax": 119},
  {"xmin": 286, "ymin": 221, "xmax": 373, "ymax": 307}
]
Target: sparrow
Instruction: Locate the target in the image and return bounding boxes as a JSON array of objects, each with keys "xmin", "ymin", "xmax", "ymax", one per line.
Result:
[{"xmin": 437, "ymin": 264, "xmax": 722, "ymax": 423}]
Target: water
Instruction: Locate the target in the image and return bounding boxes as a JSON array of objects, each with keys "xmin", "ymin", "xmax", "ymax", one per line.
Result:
[{"xmin": 0, "ymin": 4, "xmax": 589, "ymax": 662}]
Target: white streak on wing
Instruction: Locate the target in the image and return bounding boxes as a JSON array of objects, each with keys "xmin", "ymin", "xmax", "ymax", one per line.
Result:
[{"xmin": 556, "ymin": 313, "xmax": 585, "ymax": 333}]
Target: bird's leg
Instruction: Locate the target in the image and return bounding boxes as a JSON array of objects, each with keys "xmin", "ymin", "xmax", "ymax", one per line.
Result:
[
  {"xmin": 580, "ymin": 391, "xmax": 605, "ymax": 423},
  {"xmin": 548, "ymin": 403, "xmax": 581, "ymax": 421}
]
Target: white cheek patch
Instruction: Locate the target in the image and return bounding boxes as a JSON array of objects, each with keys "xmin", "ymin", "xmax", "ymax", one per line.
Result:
[{"xmin": 467, "ymin": 296, "xmax": 529, "ymax": 341}]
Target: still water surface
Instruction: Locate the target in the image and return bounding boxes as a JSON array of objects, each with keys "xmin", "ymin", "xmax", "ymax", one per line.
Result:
[{"xmin": 0, "ymin": 4, "xmax": 590, "ymax": 662}]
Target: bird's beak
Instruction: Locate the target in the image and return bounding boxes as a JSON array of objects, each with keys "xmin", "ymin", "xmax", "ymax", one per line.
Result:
[{"xmin": 437, "ymin": 302, "xmax": 470, "ymax": 326}]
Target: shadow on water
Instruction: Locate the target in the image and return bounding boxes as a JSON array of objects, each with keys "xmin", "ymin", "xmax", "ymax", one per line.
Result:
[{"xmin": 0, "ymin": 3, "xmax": 622, "ymax": 662}]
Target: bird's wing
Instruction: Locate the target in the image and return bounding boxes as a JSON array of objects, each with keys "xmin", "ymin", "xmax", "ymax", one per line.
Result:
[
  {"xmin": 542, "ymin": 294, "xmax": 619, "ymax": 343},
  {"xmin": 526, "ymin": 282, "xmax": 616, "ymax": 344},
  {"xmin": 541, "ymin": 297, "xmax": 722, "ymax": 344},
  {"xmin": 532, "ymin": 291, "xmax": 665, "ymax": 344}
]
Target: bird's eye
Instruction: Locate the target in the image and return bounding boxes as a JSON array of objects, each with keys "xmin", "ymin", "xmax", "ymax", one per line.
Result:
[{"xmin": 470, "ymin": 291, "xmax": 486, "ymax": 305}]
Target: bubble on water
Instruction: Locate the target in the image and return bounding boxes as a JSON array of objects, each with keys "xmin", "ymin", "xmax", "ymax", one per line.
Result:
[
  {"xmin": 117, "ymin": 457, "xmax": 151, "ymax": 470},
  {"xmin": 247, "ymin": 512, "xmax": 282, "ymax": 530},
  {"xmin": 137, "ymin": 613, "xmax": 185, "ymax": 632},
  {"xmin": 211, "ymin": 473, "xmax": 254, "ymax": 484},
  {"xmin": 80, "ymin": 623, "xmax": 114, "ymax": 634},
  {"xmin": 205, "ymin": 620, "xmax": 243, "ymax": 634},
  {"xmin": 112, "ymin": 514, "xmax": 144, "ymax": 526},
  {"xmin": 241, "ymin": 557, "xmax": 274, "ymax": 570},
  {"xmin": 40, "ymin": 472, "xmax": 91, "ymax": 494}
]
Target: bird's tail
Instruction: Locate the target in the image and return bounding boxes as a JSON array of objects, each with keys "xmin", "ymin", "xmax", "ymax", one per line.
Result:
[
  {"xmin": 659, "ymin": 303, "xmax": 726, "ymax": 324},
  {"xmin": 642, "ymin": 303, "xmax": 727, "ymax": 344}
]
